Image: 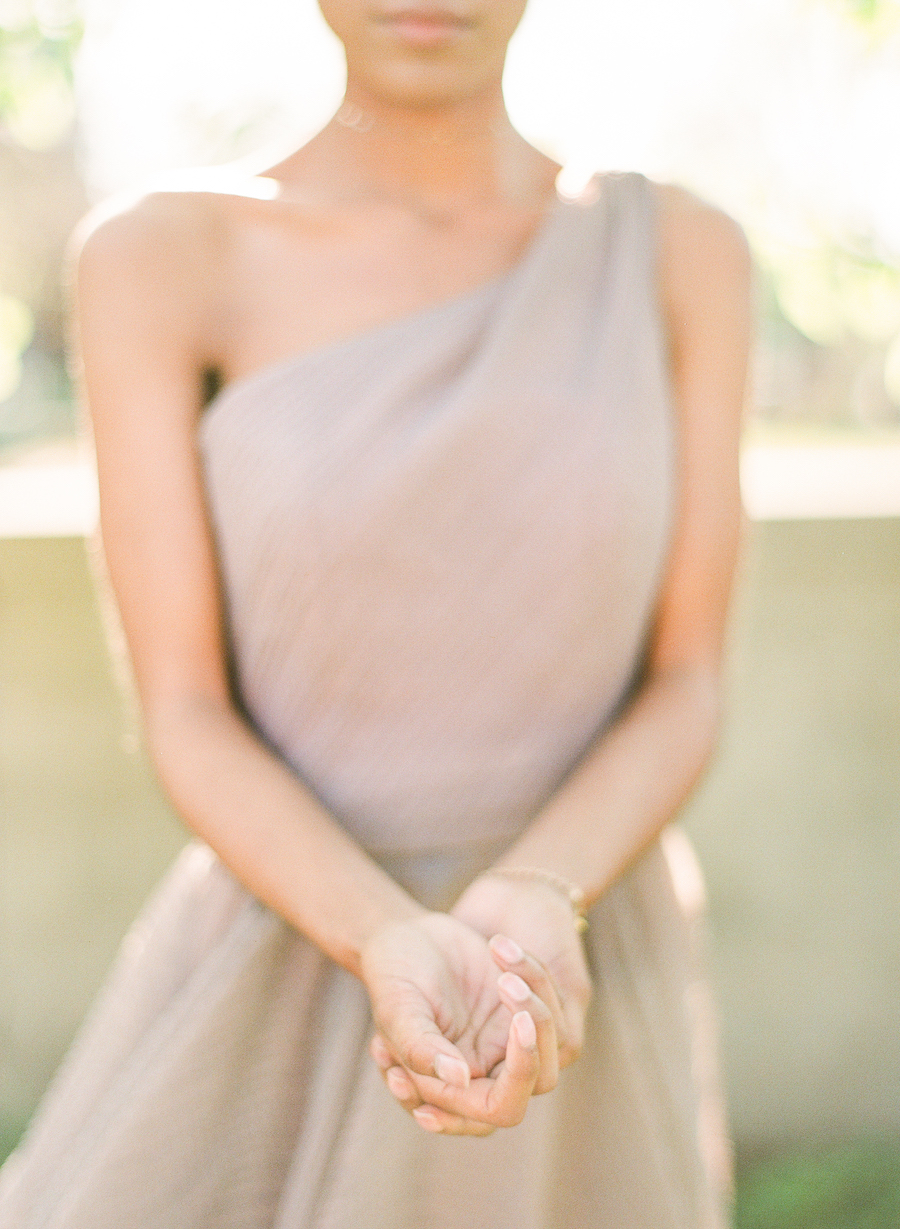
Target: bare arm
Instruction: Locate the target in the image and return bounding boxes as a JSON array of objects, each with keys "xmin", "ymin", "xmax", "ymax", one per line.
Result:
[
  {"xmin": 372, "ymin": 188, "xmax": 753, "ymax": 1133},
  {"xmin": 411, "ymin": 188, "xmax": 755, "ymax": 1118},
  {"xmin": 75, "ymin": 195, "xmax": 426, "ymax": 977},
  {"xmin": 75, "ymin": 193, "xmax": 549, "ymax": 1130},
  {"xmin": 469, "ymin": 186, "xmax": 752, "ymax": 899},
  {"xmin": 372, "ymin": 188, "xmax": 752, "ymax": 1134}
]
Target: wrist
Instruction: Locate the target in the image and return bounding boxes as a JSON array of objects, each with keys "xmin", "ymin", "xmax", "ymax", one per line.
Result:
[
  {"xmin": 341, "ymin": 888, "xmax": 430, "ymax": 979},
  {"xmin": 452, "ymin": 871, "xmax": 580, "ymax": 938},
  {"xmin": 455, "ymin": 867, "xmax": 588, "ymax": 936},
  {"xmin": 482, "ymin": 866, "xmax": 588, "ymax": 933}
]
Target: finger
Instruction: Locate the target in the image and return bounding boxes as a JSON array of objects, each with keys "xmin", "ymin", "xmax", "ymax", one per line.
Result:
[
  {"xmin": 411, "ymin": 1105, "xmax": 495, "ymax": 1137},
  {"xmin": 369, "ymin": 1032, "xmax": 395, "ymax": 1072},
  {"xmin": 377, "ymin": 1006, "xmax": 471, "ymax": 1090},
  {"xmin": 483, "ymin": 1010, "xmax": 541, "ymax": 1126},
  {"xmin": 383, "ymin": 996, "xmax": 544, "ymax": 1129},
  {"xmin": 490, "ymin": 935, "xmax": 590, "ymax": 1070},
  {"xmin": 409, "ymin": 1009, "xmax": 540, "ymax": 1128},
  {"xmin": 384, "ymin": 1065, "xmax": 424, "ymax": 1113},
  {"xmin": 558, "ymin": 997, "xmax": 588, "ymax": 1069},
  {"xmin": 554, "ymin": 972, "xmax": 592, "ymax": 1069},
  {"xmin": 497, "ymin": 972, "xmax": 559, "ymax": 1093},
  {"xmin": 369, "ymin": 1033, "xmax": 425, "ymax": 1110},
  {"xmin": 489, "ymin": 935, "xmax": 565, "ymax": 1034}
]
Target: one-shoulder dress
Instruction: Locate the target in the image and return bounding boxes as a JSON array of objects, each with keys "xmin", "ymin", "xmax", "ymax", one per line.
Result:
[{"xmin": 0, "ymin": 172, "xmax": 731, "ymax": 1228}]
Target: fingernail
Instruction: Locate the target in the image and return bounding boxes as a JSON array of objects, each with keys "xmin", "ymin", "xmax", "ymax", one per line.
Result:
[
  {"xmin": 492, "ymin": 935, "xmax": 524, "ymax": 963},
  {"xmin": 498, "ymin": 972, "xmax": 530, "ymax": 1003},
  {"xmin": 513, "ymin": 1010, "xmax": 537, "ymax": 1049},
  {"xmin": 435, "ymin": 1053, "xmax": 470, "ymax": 1089},
  {"xmin": 386, "ymin": 1067, "xmax": 413, "ymax": 1099},
  {"xmin": 413, "ymin": 1107, "xmax": 442, "ymax": 1132}
]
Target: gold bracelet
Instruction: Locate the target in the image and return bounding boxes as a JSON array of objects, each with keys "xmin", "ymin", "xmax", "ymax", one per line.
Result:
[{"xmin": 482, "ymin": 866, "xmax": 589, "ymax": 934}]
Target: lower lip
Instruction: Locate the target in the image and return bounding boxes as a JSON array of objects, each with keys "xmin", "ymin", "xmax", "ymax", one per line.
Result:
[{"xmin": 380, "ymin": 14, "xmax": 469, "ymax": 48}]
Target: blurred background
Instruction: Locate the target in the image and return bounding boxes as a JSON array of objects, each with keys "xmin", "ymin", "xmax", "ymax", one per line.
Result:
[{"xmin": 1, "ymin": 0, "xmax": 899, "ymax": 1222}]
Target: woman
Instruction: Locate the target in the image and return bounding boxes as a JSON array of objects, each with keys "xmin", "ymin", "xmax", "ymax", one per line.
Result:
[{"xmin": 0, "ymin": 1, "xmax": 751, "ymax": 1225}]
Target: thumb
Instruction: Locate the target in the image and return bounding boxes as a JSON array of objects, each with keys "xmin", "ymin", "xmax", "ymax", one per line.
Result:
[{"xmin": 377, "ymin": 1003, "xmax": 470, "ymax": 1089}]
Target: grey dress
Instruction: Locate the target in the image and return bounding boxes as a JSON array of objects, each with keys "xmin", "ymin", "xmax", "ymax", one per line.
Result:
[{"xmin": 0, "ymin": 171, "xmax": 731, "ymax": 1228}]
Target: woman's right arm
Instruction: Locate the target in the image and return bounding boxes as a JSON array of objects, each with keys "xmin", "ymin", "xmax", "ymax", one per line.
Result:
[
  {"xmin": 73, "ymin": 195, "xmax": 546, "ymax": 1129},
  {"xmin": 74, "ymin": 193, "xmax": 427, "ymax": 975}
]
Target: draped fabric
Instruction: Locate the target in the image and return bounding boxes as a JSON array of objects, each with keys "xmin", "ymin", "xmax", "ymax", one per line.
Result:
[{"xmin": 0, "ymin": 172, "xmax": 732, "ymax": 1227}]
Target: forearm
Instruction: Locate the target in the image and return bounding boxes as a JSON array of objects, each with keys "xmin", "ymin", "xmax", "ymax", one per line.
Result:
[
  {"xmin": 492, "ymin": 662, "xmax": 722, "ymax": 906},
  {"xmin": 145, "ymin": 693, "xmax": 426, "ymax": 976}
]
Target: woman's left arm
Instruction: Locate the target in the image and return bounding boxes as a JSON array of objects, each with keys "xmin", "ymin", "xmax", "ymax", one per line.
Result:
[
  {"xmin": 450, "ymin": 185, "xmax": 754, "ymax": 1060},
  {"xmin": 373, "ymin": 188, "xmax": 754, "ymax": 1129}
]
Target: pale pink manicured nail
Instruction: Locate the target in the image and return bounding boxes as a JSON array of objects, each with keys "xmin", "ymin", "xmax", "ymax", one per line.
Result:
[
  {"xmin": 434, "ymin": 1053, "xmax": 470, "ymax": 1088},
  {"xmin": 413, "ymin": 1107, "xmax": 442, "ymax": 1132},
  {"xmin": 513, "ymin": 1010, "xmax": 537, "ymax": 1049},
  {"xmin": 386, "ymin": 1067, "xmax": 413, "ymax": 1099},
  {"xmin": 492, "ymin": 935, "xmax": 524, "ymax": 963},
  {"xmin": 498, "ymin": 972, "xmax": 530, "ymax": 1003}
]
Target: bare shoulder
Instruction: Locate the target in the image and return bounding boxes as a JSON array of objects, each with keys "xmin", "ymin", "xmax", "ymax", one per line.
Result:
[
  {"xmin": 647, "ymin": 184, "xmax": 752, "ymax": 508},
  {"xmin": 73, "ymin": 190, "xmax": 230, "ymax": 322},
  {"xmin": 651, "ymin": 183, "xmax": 753, "ymax": 331},
  {"xmin": 69, "ymin": 188, "xmax": 259, "ymax": 408},
  {"xmin": 642, "ymin": 186, "xmax": 751, "ymax": 675},
  {"xmin": 653, "ymin": 182, "xmax": 751, "ymax": 282}
]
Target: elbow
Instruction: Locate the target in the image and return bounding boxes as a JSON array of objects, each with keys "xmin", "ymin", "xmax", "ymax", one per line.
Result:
[
  {"xmin": 141, "ymin": 688, "xmax": 236, "ymax": 799},
  {"xmin": 694, "ymin": 660, "xmax": 724, "ymax": 739},
  {"xmin": 684, "ymin": 659, "xmax": 725, "ymax": 778},
  {"xmin": 651, "ymin": 656, "xmax": 725, "ymax": 773}
]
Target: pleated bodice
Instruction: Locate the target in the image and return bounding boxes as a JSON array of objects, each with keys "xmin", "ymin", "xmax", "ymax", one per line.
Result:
[{"xmin": 198, "ymin": 171, "xmax": 676, "ymax": 853}]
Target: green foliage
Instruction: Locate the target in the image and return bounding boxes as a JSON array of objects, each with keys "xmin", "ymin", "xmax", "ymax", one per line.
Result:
[
  {"xmin": 842, "ymin": 0, "xmax": 882, "ymax": 21},
  {"xmin": 0, "ymin": 2, "xmax": 82, "ymax": 405},
  {"xmin": 823, "ymin": 0, "xmax": 897, "ymax": 23},
  {"xmin": 821, "ymin": 0, "xmax": 900, "ymax": 42},
  {"xmin": 759, "ymin": 239, "xmax": 900, "ymax": 349},
  {"xmin": 0, "ymin": 293, "xmax": 34, "ymax": 402},
  {"xmin": 736, "ymin": 1141, "xmax": 900, "ymax": 1229},
  {"xmin": 752, "ymin": 234, "xmax": 900, "ymax": 417},
  {"xmin": 0, "ymin": 0, "xmax": 82, "ymax": 149},
  {"xmin": 0, "ymin": 1114, "xmax": 28, "ymax": 1167}
]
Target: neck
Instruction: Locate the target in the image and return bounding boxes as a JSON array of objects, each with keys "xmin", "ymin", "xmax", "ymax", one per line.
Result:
[{"xmin": 295, "ymin": 81, "xmax": 551, "ymax": 213}]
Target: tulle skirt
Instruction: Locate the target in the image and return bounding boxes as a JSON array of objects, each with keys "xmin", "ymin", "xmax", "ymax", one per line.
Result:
[{"xmin": 0, "ymin": 830, "xmax": 730, "ymax": 1228}]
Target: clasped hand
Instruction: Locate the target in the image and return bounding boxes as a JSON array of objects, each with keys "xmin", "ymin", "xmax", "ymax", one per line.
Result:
[{"xmin": 359, "ymin": 877, "xmax": 592, "ymax": 1137}]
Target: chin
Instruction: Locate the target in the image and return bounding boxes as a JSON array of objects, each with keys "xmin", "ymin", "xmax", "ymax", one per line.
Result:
[{"xmin": 350, "ymin": 53, "xmax": 506, "ymax": 110}]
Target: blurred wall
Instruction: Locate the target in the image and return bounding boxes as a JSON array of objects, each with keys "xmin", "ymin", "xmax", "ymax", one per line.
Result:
[
  {"xmin": 0, "ymin": 141, "xmax": 87, "ymax": 349},
  {"xmin": 1, "ymin": 521, "xmax": 899, "ymax": 1154},
  {"xmin": 687, "ymin": 517, "xmax": 900, "ymax": 1150}
]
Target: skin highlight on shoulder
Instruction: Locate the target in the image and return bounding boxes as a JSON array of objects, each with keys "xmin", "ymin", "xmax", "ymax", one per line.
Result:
[
  {"xmin": 652, "ymin": 182, "xmax": 753, "ymax": 375},
  {"xmin": 71, "ymin": 187, "xmax": 259, "ymax": 402},
  {"xmin": 654, "ymin": 184, "xmax": 753, "ymax": 309},
  {"xmin": 74, "ymin": 189, "xmax": 229, "ymax": 293}
]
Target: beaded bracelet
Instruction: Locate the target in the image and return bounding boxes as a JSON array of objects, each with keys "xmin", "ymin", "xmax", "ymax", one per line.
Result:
[{"xmin": 482, "ymin": 866, "xmax": 590, "ymax": 934}]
